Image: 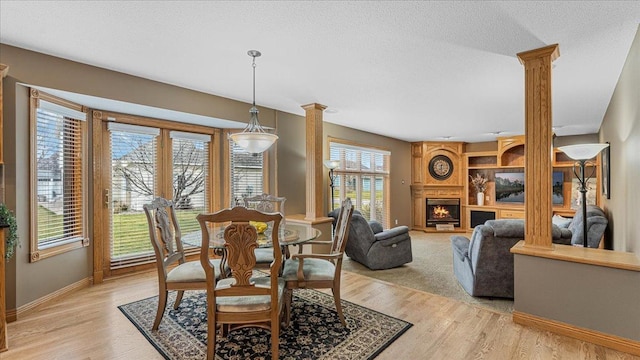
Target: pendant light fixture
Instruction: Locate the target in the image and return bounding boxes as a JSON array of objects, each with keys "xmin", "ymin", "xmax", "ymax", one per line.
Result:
[{"xmin": 229, "ymin": 50, "xmax": 278, "ymax": 153}]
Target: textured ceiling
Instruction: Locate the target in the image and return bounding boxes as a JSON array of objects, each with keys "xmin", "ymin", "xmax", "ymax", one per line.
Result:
[{"xmin": 1, "ymin": 1, "xmax": 639, "ymax": 143}]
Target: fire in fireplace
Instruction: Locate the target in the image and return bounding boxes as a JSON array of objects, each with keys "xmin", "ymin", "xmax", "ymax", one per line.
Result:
[{"xmin": 426, "ymin": 198, "xmax": 460, "ymax": 227}]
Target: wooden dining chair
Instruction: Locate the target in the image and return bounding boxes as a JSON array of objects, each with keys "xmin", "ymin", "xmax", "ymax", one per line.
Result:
[
  {"xmin": 143, "ymin": 197, "xmax": 226, "ymax": 331},
  {"xmin": 242, "ymin": 193, "xmax": 287, "ymax": 266},
  {"xmin": 282, "ymin": 198, "xmax": 354, "ymax": 326},
  {"xmin": 197, "ymin": 207, "xmax": 285, "ymax": 360}
]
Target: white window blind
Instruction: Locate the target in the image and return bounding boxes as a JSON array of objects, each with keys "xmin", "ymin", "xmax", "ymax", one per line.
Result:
[
  {"xmin": 229, "ymin": 139, "xmax": 264, "ymax": 206},
  {"xmin": 171, "ymin": 132, "xmax": 210, "ymax": 240},
  {"xmin": 328, "ymin": 141, "xmax": 390, "ymax": 227},
  {"xmin": 109, "ymin": 125, "xmax": 158, "ymax": 268},
  {"xmin": 39, "ymin": 100, "xmax": 87, "ymax": 122},
  {"xmin": 35, "ymin": 107, "xmax": 85, "ymax": 247}
]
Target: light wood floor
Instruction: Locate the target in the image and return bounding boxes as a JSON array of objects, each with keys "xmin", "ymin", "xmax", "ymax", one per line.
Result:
[{"xmin": 3, "ymin": 269, "xmax": 638, "ymax": 360}]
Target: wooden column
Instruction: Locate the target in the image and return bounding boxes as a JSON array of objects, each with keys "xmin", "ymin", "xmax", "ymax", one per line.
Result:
[
  {"xmin": 1, "ymin": 63, "xmax": 9, "ymax": 352},
  {"xmin": 301, "ymin": 103, "xmax": 326, "ymax": 220},
  {"xmin": 517, "ymin": 44, "xmax": 559, "ymax": 249}
]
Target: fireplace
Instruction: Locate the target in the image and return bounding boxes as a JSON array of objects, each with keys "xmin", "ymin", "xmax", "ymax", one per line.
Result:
[{"xmin": 426, "ymin": 198, "xmax": 460, "ymax": 227}]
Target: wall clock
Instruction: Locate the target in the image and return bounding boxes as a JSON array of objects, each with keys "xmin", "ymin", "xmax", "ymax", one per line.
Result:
[{"xmin": 429, "ymin": 155, "xmax": 454, "ymax": 180}]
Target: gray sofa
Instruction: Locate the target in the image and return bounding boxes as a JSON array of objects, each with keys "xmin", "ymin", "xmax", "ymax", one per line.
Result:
[
  {"xmin": 451, "ymin": 219, "xmax": 572, "ymax": 298},
  {"xmin": 328, "ymin": 210, "xmax": 412, "ymax": 270},
  {"xmin": 451, "ymin": 205, "xmax": 608, "ymax": 298}
]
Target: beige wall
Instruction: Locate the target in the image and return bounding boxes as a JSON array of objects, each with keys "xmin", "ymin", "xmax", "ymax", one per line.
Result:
[
  {"xmin": 0, "ymin": 44, "xmax": 413, "ymax": 310},
  {"xmin": 274, "ymin": 111, "xmax": 308, "ymax": 215},
  {"xmin": 599, "ymin": 26, "xmax": 640, "ymax": 256}
]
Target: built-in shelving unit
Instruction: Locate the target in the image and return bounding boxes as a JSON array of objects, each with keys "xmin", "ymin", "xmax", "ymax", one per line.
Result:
[
  {"xmin": 463, "ymin": 135, "xmax": 601, "ymax": 231},
  {"xmin": 410, "ymin": 136, "xmax": 602, "ymax": 234}
]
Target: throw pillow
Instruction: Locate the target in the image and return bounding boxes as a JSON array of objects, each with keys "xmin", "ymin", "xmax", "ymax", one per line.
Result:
[{"xmin": 552, "ymin": 214, "xmax": 572, "ymax": 229}]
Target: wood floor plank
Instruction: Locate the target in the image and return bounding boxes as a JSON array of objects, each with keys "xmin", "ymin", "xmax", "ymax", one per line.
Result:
[{"xmin": 3, "ymin": 269, "xmax": 639, "ymax": 359}]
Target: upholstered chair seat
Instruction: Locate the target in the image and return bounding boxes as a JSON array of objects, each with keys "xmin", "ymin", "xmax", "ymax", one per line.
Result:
[
  {"xmin": 214, "ymin": 277, "xmax": 285, "ymax": 312},
  {"xmin": 166, "ymin": 260, "xmax": 224, "ymax": 283},
  {"xmin": 254, "ymin": 248, "xmax": 276, "ymax": 264},
  {"xmin": 282, "ymin": 258, "xmax": 336, "ymax": 282}
]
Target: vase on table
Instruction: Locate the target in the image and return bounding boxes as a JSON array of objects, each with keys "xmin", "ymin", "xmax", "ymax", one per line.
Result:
[{"xmin": 477, "ymin": 192, "xmax": 485, "ymax": 206}]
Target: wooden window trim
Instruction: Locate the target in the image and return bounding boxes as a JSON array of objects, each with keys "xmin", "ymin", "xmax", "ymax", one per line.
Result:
[
  {"xmin": 92, "ymin": 111, "xmax": 221, "ymax": 279},
  {"xmin": 29, "ymin": 89, "xmax": 89, "ymax": 262}
]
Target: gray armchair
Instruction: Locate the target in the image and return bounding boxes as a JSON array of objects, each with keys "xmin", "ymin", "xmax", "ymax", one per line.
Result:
[{"xmin": 329, "ymin": 210, "xmax": 412, "ymax": 270}]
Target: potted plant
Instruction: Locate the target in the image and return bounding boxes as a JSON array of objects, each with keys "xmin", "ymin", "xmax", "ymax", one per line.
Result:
[{"xmin": 0, "ymin": 203, "xmax": 17, "ymax": 259}]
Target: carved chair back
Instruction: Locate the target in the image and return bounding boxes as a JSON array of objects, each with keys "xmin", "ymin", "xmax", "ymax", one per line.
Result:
[
  {"xmin": 242, "ymin": 193, "xmax": 286, "ymax": 222},
  {"xmin": 143, "ymin": 197, "xmax": 185, "ymax": 277}
]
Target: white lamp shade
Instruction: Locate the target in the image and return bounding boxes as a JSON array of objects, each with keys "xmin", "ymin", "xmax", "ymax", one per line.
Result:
[
  {"xmin": 229, "ymin": 132, "xmax": 278, "ymax": 153},
  {"xmin": 324, "ymin": 160, "xmax": 340, "ymax": 169},
  {"xmin": 558, "ymin": 143, "xmax": 609, "ymax": 160}
]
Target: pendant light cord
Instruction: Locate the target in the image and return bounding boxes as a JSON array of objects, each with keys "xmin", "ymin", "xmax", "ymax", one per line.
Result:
[{"xmin": 252, "ymin": 54, "xmax": 257, "ymax": 107}]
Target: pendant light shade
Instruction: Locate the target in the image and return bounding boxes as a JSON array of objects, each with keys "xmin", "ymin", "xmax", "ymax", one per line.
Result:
[{"xmin": 229, "ymin": 50, "xmax": 278, "ymax": 153}]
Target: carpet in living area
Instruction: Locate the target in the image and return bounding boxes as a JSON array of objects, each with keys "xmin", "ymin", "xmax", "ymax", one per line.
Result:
[
  {"xmin": 119, "ymin": 288, "xmax": 412, "ymax": 360},
  {"xmin": 341, "ymin": 231, "xmax": 514, "ymax": 314}
]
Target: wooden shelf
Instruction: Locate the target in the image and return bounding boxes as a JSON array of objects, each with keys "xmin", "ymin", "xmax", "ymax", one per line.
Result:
[
  {"xmin": 468, "ymin": 165, "xmax": 496, "ymax": 169},
  {"xmin": 496, "ymin": 165, "xmax": 526, "ymax": 169}
]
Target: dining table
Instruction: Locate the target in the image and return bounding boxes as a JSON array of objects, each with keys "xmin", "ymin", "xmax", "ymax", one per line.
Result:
[{"xmin": 182, "ymin": 222, "xmax": 321, "ymax": 276}]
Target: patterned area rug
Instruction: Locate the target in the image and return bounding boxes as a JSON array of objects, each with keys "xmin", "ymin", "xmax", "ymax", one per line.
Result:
[{"xmin": 119, "ymin": 289, "xmax": 412, "ymax": 360}]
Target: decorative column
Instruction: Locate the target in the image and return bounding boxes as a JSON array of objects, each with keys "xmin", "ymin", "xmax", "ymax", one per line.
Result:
[
  {"xmin": 517, "ymin": 44, "xmax": 559, "ymax": 248},
  {"xmin": 301, "ymin": 103, "xmax": 327, "ymax": 220}
]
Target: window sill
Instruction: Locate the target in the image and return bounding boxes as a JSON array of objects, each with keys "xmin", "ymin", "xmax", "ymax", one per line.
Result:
[{"xmin": 30, "ymin": 237, "xmax": 89, "ymax": 262}]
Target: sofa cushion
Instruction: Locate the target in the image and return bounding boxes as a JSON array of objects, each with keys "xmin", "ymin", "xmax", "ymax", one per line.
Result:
[
  {"xmin": 568, "ymin": 205, "xmax": 606, "ymax": 234},
  {"xmin": 571, "ymin": 215, "xmax": 608, "ymax": 247},
  {"xmin": 485, "ymin": 219, "xmax": 525, "ymax": 238},
  {"xmin": 567, "ymin": 205, "xmax": 607, "ymax": 247}
]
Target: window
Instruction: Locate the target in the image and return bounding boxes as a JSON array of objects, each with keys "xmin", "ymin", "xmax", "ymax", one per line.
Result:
[
  {"xmin": 328, "ymin": 140, "xmax": 390, "ymax": 227},
  {"xmin": 170, "ymin": 131, "xmax": 210, "ymax": 238},
  {"xmin": 108, "ymin": 123, "xmax": 159, "ymax": 268},
  {"xmin": 106, "ymin": 124, "xmax": 212, "ymax": 269},
  {"xmin": 229, "ymin": 139, "xmax": 265, "ymax": 206},
  {"xmin": 30, "ymin": 90, "xmax": 88, "ymax": 261}
]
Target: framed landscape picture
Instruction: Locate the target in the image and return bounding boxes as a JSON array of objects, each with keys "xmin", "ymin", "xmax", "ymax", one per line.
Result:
[
  {"xmin": 571, "ymin": 178, "xmax": 597, "ymax": 209},
  {"xmin": 601, "ymin": 142, "xmax": 610, "ymax": 199}
]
